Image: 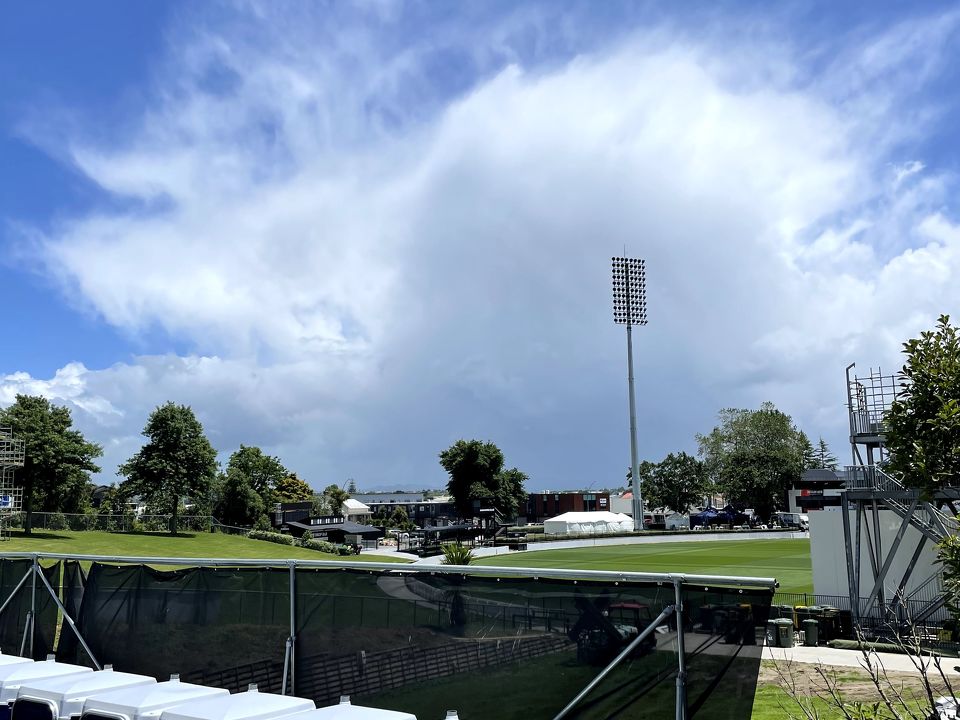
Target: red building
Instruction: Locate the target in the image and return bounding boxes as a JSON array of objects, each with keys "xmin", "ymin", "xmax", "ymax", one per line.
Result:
[{"xmin": 525, "ymin": 492, "xmax": 610, "ymax": 523}]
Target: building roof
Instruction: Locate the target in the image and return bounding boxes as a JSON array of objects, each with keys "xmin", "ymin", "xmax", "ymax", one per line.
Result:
[
  {"xmin": 342, "ymin": 499, "xmax": 370, "ymax": 512},
  {"xmin": 287, "ymin": 519, "xmax": 383, "ymax": 537}
]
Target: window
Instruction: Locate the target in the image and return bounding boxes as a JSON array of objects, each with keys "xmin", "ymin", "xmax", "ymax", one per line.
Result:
[{"xmin": 12, "ymin": 700, "xmax": 55, "ymax": 720}]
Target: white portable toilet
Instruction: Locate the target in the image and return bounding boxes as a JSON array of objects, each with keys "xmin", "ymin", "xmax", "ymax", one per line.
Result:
[
  {"xmin": 81, "ymin": 676, "xmax": 228, "ymax": 720},
  {"xmin": 13, "ymin": 667, "xmax": 155, "ymax": 720},
  {"xmin": 301, "ymin": 697, "xmax": 416, "ymax": 720},
  {"xmin": 158, "ymin": 685, "xmax": 313, "ymax": 720},
  {"xmin": 0, "ymin": 658, "xmax": 92, "ymax": 720}
]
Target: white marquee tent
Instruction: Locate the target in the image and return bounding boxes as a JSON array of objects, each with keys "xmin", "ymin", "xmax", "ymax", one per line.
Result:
[{"xmin": 543, "ymin": 511, "xmax": 634, "ymax": 536}]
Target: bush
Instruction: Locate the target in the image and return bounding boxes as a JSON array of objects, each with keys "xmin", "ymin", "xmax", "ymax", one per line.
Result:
[
  {"xmin": 254, "ymin": 515, "xmax": 272, "ymax": 532},
  {"xmin": 300, "ymin": 538, "xmax": 338, "ymax": 554},
  {"xmin": 337, "ymin": 544, "xmax": 354, "ymax": 556},
  {"xmin": 47, "ymin": 513, "xmax": 68, "ymax": 530},
  {"xmin": 440, "ymin": 542, "xmax": 474, "ymax": 565},
  {"xmin": 248, "ymin": 529, "xmax": 295, "ymax": 546}
]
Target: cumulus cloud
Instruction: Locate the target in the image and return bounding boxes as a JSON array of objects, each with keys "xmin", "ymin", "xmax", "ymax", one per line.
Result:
[{"xmin": 5, "ymin": 5, "xmax": 960, "ymax": 489}]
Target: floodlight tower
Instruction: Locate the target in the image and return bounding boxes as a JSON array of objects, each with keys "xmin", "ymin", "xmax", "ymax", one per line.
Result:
[{"xmin": 612, "ymin": 256, "xmax": 648, "ymax": 531}]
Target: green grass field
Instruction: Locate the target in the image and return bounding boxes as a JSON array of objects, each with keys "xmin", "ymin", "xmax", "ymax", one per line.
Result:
[
  {"xmin": 0, "ymin": 530, "xmax": 408, "ymax": 563},
  {"xmin": 476, "ymin": 538, "xmax": 812, "ymax": 594}
]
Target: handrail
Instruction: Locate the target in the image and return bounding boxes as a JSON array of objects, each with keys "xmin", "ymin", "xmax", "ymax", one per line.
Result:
[{"xmin": 0, "ymin": 551, "xmax": 778, "ymax": 590}]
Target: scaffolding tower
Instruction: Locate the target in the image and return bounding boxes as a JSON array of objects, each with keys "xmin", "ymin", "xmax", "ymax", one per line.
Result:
[
  {"xmin": 841, "ymin": 364, "xmax": 958, "ymax": 627},
  {"xmin": 0, "ymin": 426, "xmax": 24, "ymax": 540}
]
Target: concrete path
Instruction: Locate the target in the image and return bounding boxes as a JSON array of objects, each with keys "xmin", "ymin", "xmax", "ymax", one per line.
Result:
[{"xmin": 763, "ymin": 643, "xmax": 960, "ymax": 675}]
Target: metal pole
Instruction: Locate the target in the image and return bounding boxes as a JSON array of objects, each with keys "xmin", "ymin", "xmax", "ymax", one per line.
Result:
[
  {"xmin": 0, "ymin": 568, "xmax": 34, "ymax": 619},
  {"xmin": 33, "ymin": 560, "xmax": 100, "ymax": 669},
  {"xmin": 288, "ymin": 562, "xmax": 296, "ymax": 696},
  {"xmin": 29, "ymin": 556, "xmax": 37, "ymax": 657},
  {"xmin": 674, "ymin": 579, "xmax": 687, "ymax": 720},
  {"xmin": 627, "ymin": 324, "xmax": 643, "ymax": 531},
  {"xmin": 553, "ymin": 604, "xmax": 675, "ymax": 720}
]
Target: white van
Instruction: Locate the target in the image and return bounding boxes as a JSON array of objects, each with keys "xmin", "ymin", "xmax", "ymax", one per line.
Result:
[
  {"xmin": 13, "ymin": 668, "xmax": 154, "ymax": 720},
  {"xmin": 774, "ymin": 512, "xmax": 809, "ymax": 531},
  {"xmin": 81, "ymin": 676, "xmax": 228, "ymax": 720}
]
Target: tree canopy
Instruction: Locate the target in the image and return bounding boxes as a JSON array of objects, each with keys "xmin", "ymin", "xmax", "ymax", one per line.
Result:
[
  {"xmin": 119, "ymin": 402, "xmax": 218, "ymax": 534},
  {"xmin": 0, "ymin": 395, "xmax": 102, "ymax": 534},
  {"xmin": 315, "ymin": 483, "xmax": 350, "ymax": 515},
  {"xmin": 644, "ymin": 452, "xmax": 709, "ymax": 514},
  {"xmin": 225, "ymin": 445, "xmax": 288, "ymax": 507},
  {"xmin": 697, "ymin": 402, "xmax": 804, "ymax": 521},
  {"xmin": 275, "ymin": 472, "xmax": 314, "ymax": 503},
  {"xmin": 886, "ymin": 314, "xmax": 960, "ymax": 496},
  {"xmin": 438, "ymin": 439, "xmax": 527, "ymax": 519}
]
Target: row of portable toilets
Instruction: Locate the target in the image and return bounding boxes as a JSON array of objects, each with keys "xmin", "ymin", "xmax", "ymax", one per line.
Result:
[{"xmin": 0, "ymin": 654, "xmax": 453, "ymax": 720}]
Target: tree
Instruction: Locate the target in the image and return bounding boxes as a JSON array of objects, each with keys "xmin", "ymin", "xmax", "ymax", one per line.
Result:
[
  {"xmin": 645, "ymin": 452, "xmax": 709, "ymax": 514},
  {"xmin": 224, "ymin": 445, "xmax": 288, "ymax": 509},
  {"xmin": 346, "ymin": 478, "xmax": 357, "ymax": 494},
  {"xmin": 119, "ymin": 402, "xmax": 218, "ymax": 535},
  {"xmin": 316, "ymin": 484, "xmax": 350, "ymax": 515},
  {"xmin": 697, "ymin": 402, "xmax": 804, "ymax": 521},
  {"xmin": 886, "ymin": 314, "xmax": 960, "ymax": 497},
  {"xmin": 799, "ymin": 431, "xmax": 817, "ymax": 470},
  {"xmin": 214, "ymin": 470, "xmax": 265, "ymax": 527},
  {"xmin": 0, "ymin": 395, "xmax": 103, "ymax": 534},
  {"xmin": 439, "ymin": 439, "xmax": 528, "ymax": 519},
  {"xmin": 274, "ymin": 472, "xmax": 313, "ymax": 503},
  {"xmin": 814, "ymin": 437, "xmax": 839, "ymax": 471}
]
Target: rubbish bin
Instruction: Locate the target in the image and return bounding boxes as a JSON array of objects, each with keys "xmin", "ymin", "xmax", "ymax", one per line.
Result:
[
  {"xmin": 776, "ymin": 605, "xmax": 796, "ymax": 624},
  {"xmin": 803, "ymin": 618, "xmax": 819, "ymax": 646},
  {"xmin": 776, "ymin": 618, "xmax": 794, "ymax": 648},
  {"xmin": 766, "ymin": 620, "xmax": 778, "ymax": 647}
]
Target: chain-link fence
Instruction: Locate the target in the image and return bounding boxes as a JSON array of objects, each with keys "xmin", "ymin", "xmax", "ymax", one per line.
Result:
[{"xmin": 5, "ymin": 512, "xmax": 249, "ymax": 535}]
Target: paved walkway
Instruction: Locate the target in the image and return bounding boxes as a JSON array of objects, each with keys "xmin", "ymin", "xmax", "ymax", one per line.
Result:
[{"xmin": 763, "ymin": 643, "xmax": 960, "ymax": 674}]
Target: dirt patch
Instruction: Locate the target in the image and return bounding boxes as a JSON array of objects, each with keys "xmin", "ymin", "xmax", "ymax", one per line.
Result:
[{"xmin": 760, "ymin": 660, "xmax": 957, "ymax": 703}]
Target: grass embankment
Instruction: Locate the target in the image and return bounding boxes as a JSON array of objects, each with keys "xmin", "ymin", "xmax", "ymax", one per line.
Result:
[
  {"xmin": 477, "ymin": 538, "xmax": 813, "ymax": 594},
  {"xmin": 0, "ymin": 530, "xmax": 409, "ymax": 563}
]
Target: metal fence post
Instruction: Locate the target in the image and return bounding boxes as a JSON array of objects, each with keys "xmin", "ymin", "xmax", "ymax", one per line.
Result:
[
  {"xmin": 674, "ymin": 578, "xmax": 687, "ymax": 720},
  {"xmin": 288, "ymin": 562, "xmax": 296, "ymax": 696},
  {"xmin": 29, "ymin": 555, "xmax": 37, "ymax": 657}
]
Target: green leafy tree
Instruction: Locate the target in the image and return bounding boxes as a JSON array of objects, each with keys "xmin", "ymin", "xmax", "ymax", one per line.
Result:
[
  {"xmin": 439, "ymin": 439, "xmax": 527, "ymax": 519},
  {"xmin": 798, "ymin": 431, "xmax": 817, "ymax": 470},
  {"xmin": 274, "ymin": 472, "xmax": 313, "ymax": 503},
  {"xmin": 214, "ymin": 469, "xmax": 265, "ymax": 527},
  {"xmin": 225, "ymin": 445, "xmax": 288, "ymax": 509},
  {"xmin": 346, "ymin": 478, "xmax": 357, "ymax": 494},
  {"xmin": 697, "ymin": 402, "xmax": 804, "ymax": 521},
  {"xmin": 119, "ymin": 402, "xmax": 218, "ymax": 535},
  {"xmin": 645, "ymin": 452, "xmax": 709, "ymax": 514},
  {"xmin": 886, "ymin": 314, "xmax": 960, "ymax": 497},
  {"xmin": 0, "ymin": 395, "xmax": 103, "ymax": 534},
  {"xmin": 316, "ymin": 484, "xmax": 350, "ymax": 515}
]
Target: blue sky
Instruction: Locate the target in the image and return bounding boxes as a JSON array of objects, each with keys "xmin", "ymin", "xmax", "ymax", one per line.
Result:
[{"xmin": 2, "ymin": 1, "xmax": 960, "ymax": 492}]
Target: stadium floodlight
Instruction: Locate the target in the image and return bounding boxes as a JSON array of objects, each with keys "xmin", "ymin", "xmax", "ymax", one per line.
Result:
[{"xmin": 611, "ymin": 256, "xmax": 647, "ymax": 531}]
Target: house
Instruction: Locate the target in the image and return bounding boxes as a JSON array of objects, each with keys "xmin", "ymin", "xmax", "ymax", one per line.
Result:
[
  {"xmin": 353, "ymin": 492, "xmax": 458, "ymax": 527},
  {"xmin": 284, "ymin": 514, "xmax": 383, "ymax": 548},
  {"xmin": 341, "ymin": 498, "xmax": 372, "ymax": 523},
  {"xmin": 525, "ymin": 492, "xmax": 610, "ymax": 523}
]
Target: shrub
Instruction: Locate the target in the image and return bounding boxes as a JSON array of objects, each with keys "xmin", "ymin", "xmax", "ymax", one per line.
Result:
[
  {"xmin": 248, "ymin": 529, "xmax": 295, "ymax": 546},
  {"xmin": 440, "ymin": 542, "xmax": 474, "ymax": 565},
  {"xmin": 337, "ymin": 544, "xmax": 354, "ymax": 556},
  {"xmin": 47, "ymin": 512, "xmax": 68, "ymax": 530},
  {"xmin": 253, "ymin": 515, "xmax": 272, "ymax": 532}
]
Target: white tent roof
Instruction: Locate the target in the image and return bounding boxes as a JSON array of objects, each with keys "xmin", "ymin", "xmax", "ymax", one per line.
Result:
[
  {"xmin": 298, "ymin": 698, "xmax": 416, "ymax": 720},
  {"xmin": 0, "ymin": 660, "xmax": 92, "ymax": 704},
  {"xmin": 0, "ymin": 656, "xmax": 32, "ymax": 669},
  {"xmin": 160, "ymin": 688, "xmax": 314, "ymax": 720},
  {"xmin": 18, "ymin": 669, "xmax": 155, "ymax": 720},
  {"xmin": 543, "ymin": 511, "xmax": 634, "ymax": 535},
  {"xmin": 82, "ymin": 678, "xmax": 228, "ymax": 720},
  {"xmin": 546, "ymin": 511, "xmax": 631, "ymax": 524}
]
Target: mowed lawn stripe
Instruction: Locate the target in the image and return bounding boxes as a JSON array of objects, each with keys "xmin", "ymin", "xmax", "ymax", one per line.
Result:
[{"xmin": 477, "ymin": 538, "xmax": 812, "ymax": 594}]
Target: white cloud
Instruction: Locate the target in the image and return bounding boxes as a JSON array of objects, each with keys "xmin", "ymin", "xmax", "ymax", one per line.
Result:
[{"xmin": 5, "ymin": 6, "xmax": 960, "ymax": 489}]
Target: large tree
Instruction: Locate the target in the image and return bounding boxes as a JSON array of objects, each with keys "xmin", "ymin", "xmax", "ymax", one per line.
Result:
[
  {"xmin": 438, "ymin": 439, "xmax": 527, "ymax": 519},
  {"xmin": 814, "ymin": 437, "xmax": 839, "ymax": 471},
  {"xmin": 697, "ymin": 402, "xmax": 804, "ymax": 521},
  {"xmin": 274, "ymin": 472, "xmax": 313, "ymax": 503},
  {"xmin": 119, "ymin": 402, "xmax": 218, "ymax": 535},
  {"xmin": 224, "ymin": 445, "xmax": 288, "ymax": 509},
  {"xmin": 0, "ymin": 395, "xmax": 102, "ymax": 534},
  {"xmin": 645, "ymin": 452, "xmax": 709, "ymax": 514},
  {"xmin": 886, "ymin": 314, "xmax": 960, "ymax": 497},
  {"xmin": 213, "ymin": 469, "xmax": 265, "ymax": 527}
]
